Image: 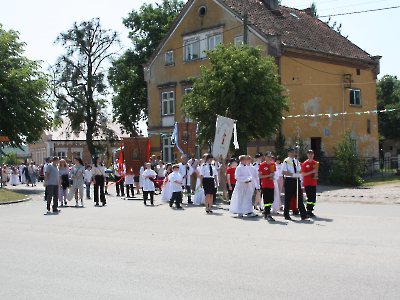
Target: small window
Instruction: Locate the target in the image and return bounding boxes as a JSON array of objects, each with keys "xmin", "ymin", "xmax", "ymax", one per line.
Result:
[
  {"xmin": 57, "ymin": 152, "xmax": 66, "ymax": 159},
  {"xmin": 234, "ymin": 35, "xmax": 243, "ymax": 46},
  {"xmin": 198, "ymin": 5, "xmax": 207, "ymax": 17},
  {"xmin": 208, "ymin": 34, "xmax": 222, "ymax": 50},
  {"xmin": 185, "ymin": 39, "xmax": 199, "ymax": 61},
  {"xmin": 163, "ymin": 138, "xmax": 175, "ymax": 163},
  {"xmin": 165, "ymin": 51, "xmax": 174, "ymax": 66},
  {"xmin": 349, "ymin": 89, "xmax": 361, "ymax": 106},
  {"xmin": 161, "ymin": 91, "xmax": 174, "ymax": 115},
  {"xmin": 357, "ymin": 69, "xmax": 361, "ymax": 76}
]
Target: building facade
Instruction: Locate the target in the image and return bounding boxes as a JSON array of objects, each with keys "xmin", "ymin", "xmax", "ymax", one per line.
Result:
[
  {"xmin": 143, "ymin": 0, "xmax": 381, "ymax": 162},
  {"xmin": 28, "ymin": 120, "xmax": 130, "ymax": 165}
]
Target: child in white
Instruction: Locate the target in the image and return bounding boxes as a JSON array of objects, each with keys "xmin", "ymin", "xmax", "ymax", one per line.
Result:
[
  {"xmin": 84, "ymin": 165, "xmax": 92, "ymax": 199},
  {"xmin": 125, "ymin": 169, "xmax": 135, "ymax": 198},
  {"xmin": 193, "ymin": 160, "xmax": 205, "ymax": 205},
  {"xmin": 168, "ymin": 165, "xmax": 183, "ymax": 208},
  {"xmin": 142, "ymin": 163, "xmax": 157, "ymax": 205}
]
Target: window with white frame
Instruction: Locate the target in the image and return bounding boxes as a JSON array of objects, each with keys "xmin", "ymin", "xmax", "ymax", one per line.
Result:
[
  {"xmin": 349, "ymin": 89, "xmax": 361, "ymax": 106},
  {"xmin": 184, "ymin": 39, "xmax": 199, "ymax": 61},
  {"xmin": 162, "ymin": 91, "xmax": 174, "ymax": 115},
  {"xmin": 208, "ymin": 34, "xmax": 222, "ymax": 50},
  {"xmin": 163, "ymin": 137, "xmax": 175, "ymax": 163},
  {"xmin": 165, "ymin": 51, "xmax": 174, "ymax": 66},
  {"xmin": 57, "ymin": 152, "xmax": 66, "ymax": 159},
  {"xmin": 234, "ymin": 35, "xmax": 243, "ymax": 46},
  {"xmin": 183, "ymin": 88, "xmax": 193, "ymax": 122}
]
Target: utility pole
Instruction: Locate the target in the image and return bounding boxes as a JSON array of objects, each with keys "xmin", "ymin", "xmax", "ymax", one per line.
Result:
[{"xmin": 243, "ymin": 0, "xmax": 248, "ymax": 44}]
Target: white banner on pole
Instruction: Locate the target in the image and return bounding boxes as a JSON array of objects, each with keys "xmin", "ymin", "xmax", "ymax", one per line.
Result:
[{"xmin": 212, "ymin": 115, "xmax": 235, "ymax": 159}]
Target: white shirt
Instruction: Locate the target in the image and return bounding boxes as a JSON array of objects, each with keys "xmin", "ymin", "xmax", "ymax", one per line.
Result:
[
  {"xmin": 142, "ymin": 169, "xmax": 157, "ymax": 191},
  {"xmin": 92, "ymin": 165, "xmax": 106, "ymax": 177},
  {"xmin": 157, "ymin": 165, "xmax": 165, "ymax": 177},
  {"xmin": 125, "ymin": 174, "xmax": 135, "ymax": 185},
  {"xmin": 199, "ymin": 163, "xmax": 217, "ymax": 178},
  {"xmin": 84, "ymin": 169, "xmax": 92, "ymax": 182},
  {"xmin": 282, "ymin": 157, "xmax": 301, "ymax": 178},
  {"xmin": 188, "ymin": 158, "xmax": 199, "ymax": 170},
  {"xmin": 249, "ymin": 165, "xmax": 260, "ymax": 189},
  {"xmin": 168, "ymin": 171, "xmax": 183, "ymax": 193},
  {"xmin": 178, "ymin": 163, "xmax": 193, "ymax": 186}
]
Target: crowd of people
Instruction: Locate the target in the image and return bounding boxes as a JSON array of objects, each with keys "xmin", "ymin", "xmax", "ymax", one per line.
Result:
[{"xmin": 1, "ymin": 149, "xmax": 319, "ymax": 220}]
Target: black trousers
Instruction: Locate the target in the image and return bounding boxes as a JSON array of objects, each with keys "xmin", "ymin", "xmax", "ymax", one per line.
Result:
[
  {"xmin": 114, "ymin": 175, "xmax": 124, "ymax": 195},
  {"xmin": 143, "ymin": 191, "xmax": 154, "ymax": 204},
  {"xmin": 94, "ymin": 175, "xmax": 105, "ymax": 204},
  {"xmin": 170, "ymin": 191, "xmax": 182, "ymax": 208},
  {"xmin": 182, "ymin": 185, "xmax": 191, "ymax": 202},
  {"xmin": 227, "ymin": 183, "xmax": 235, "ymax": 201},
  {"xmin": 305, "ymin": 185, "xmax": 317, "ymax": 211},
  {"xmin": 262, "ymin": 187, "xmax": 275, "ymax": 215},
  {"xmin": 126, "ymin": 184, "xmax": 134, "ymax": 198},
  {"xmin": 46, "ymin": 185, "xmax": 58, "ymax": 211},
  {"xmin": 284, "ymin": 177, "xmax": 307, "ymax": 218}
]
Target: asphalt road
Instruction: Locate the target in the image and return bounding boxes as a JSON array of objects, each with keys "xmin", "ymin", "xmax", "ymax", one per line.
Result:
[{"xmin": 1, "ymin": 185, "xmax": 399, "ymax": 300}]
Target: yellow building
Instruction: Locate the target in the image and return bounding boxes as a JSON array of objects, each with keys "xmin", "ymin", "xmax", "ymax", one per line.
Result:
[{"xmin": 143, "ymin": 0, "xmax": 381, "ymax": 162}]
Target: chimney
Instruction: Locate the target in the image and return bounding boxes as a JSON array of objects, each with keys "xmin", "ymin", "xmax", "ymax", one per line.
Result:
[
  {"xmin": 262, "ymin": 0, "xmax": 279, "ymax": 10},
  {"xmin": 304, "ymin": 6, "xmax": 316, "ymax": 17}
]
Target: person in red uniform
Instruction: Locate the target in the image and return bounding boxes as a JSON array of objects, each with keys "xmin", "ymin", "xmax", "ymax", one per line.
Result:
[
  {"xmin": 226, "ymin": 158, "xmax": 237, "ymax": 203},
  {"xmin": 258, "ymin": 152, "xmax": 276, "ymax": 221},
  {"xmin": 301, "ymin": 149, "xmax": 318, "ymax": 217}
]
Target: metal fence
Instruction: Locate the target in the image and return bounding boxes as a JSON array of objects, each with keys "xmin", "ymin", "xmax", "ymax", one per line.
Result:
[{"xmin": 314, "ymin": 156, "xmax": 399, "ymax": 183}]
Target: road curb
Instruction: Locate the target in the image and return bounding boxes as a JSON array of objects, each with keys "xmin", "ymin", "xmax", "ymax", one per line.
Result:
[{"xmin": 0, "ymin": 197, "xmax": 31, "ymax": 205}]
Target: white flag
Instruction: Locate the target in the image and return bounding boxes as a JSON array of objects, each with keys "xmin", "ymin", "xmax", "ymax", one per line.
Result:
[{"xmin": 212, "ymin": 115, "xmax": 235, "ymax": 159}]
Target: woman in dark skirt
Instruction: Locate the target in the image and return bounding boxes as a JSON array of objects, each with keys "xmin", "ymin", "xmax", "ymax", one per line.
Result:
[
  {"xmin": 200, "ymin": 154, "xmax": 217, "ymax": 213},
  {"xmin": 92, "ymin": 156, "xmax": 106, "ymax": 206}
]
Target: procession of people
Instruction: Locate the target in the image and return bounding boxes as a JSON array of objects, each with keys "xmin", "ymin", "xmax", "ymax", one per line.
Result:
[{"xmin": 1, "ymin": 147, "xmax": 319, "ymax": 220}]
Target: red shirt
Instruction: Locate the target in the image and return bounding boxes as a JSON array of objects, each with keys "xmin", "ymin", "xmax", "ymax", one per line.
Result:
[
  {"xmin": 259, "ymin": 161, "xmax": 275, "ymax": 189},
  {"xmin": 226, "ymin": 167, "xmax": 236, "ymax": 185},
  {"xmin": 301, "ymin": 160, "xmax": 317, "ymax": 186}
]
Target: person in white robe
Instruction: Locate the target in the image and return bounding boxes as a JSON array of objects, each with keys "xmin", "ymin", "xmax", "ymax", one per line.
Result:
[
  {"xmin": 271, "ymin": 156, "xmax": 283, "ymax": 213},
  {"xmin": 139, "ymin": 162, "xmax": 146, "ymax": 191},
  {"xmin": 10, "ymin": 166, "xmax": 20, "ymax": 186},
  {"xmin": 161, "ymin": 164, "xmax": 173, "ymax": 202},
  {"xmin": 229, "ymin": 156, "xmax": 257, "ymax": 217},
  {"xmin": 193, "ymin": 160, "xmax": 205, "ymax": 205}
]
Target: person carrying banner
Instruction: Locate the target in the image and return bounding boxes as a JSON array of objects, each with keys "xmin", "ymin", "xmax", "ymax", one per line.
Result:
[
  {"xmin": 301, "ymin": 149, "xmax": 318, "ymax": 217},
  {"xmin": 281, "ymin": 148, "xmax": 308, "ymax": 220}
]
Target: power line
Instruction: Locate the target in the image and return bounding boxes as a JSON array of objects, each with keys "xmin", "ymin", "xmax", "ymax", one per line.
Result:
[
  {"xmin": 318, "ymin": 0, "xmax": 389, "ymax": 12},
  {"xmin": 319, "ymin": 5, "xmax": 400, "ymax": 17}
]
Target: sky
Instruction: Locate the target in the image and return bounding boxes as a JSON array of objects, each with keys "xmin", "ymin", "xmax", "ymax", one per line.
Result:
[{"xmin": 1, "ymin": 0, "xmax": 399, "ymax": 135}]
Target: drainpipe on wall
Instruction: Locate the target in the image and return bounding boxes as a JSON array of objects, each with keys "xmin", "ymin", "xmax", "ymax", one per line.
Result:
[{"xmin": 342, "ymin": 79, "xmax": 346, "ymax": 134}]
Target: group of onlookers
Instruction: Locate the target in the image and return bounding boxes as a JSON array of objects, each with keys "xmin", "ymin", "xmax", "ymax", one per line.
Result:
[{"xmin": 1, "ymin": 162, "xmax": 39, "ymax": 187}]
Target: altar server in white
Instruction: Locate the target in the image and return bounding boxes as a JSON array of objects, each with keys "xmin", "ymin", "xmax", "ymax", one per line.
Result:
[{"xmin": 229, "ymin": 156, "xmax": 257, "ymax": 217}]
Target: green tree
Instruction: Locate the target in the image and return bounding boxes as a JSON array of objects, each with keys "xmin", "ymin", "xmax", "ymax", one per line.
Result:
[
  {"xmin": 51, "ymin": 18, "xmax": 120, "ymax": 158},
  {"xmin": 377, "ymin": 75, "xmax": 400, "ymax": 139},
  {"xmin": 274, "ymin": 131, "xmax": 286, "ymax": 159},
  {"xmin": 180, "ymin": 43, "xmax": 289, "ymax": 153},
  {"xmin": 328, "ymin": 129, "xmax": 365, "ymax": 186},
  {"xmin": 2, "ymin": 151, "xmax": 21, "ymax": 165},
  {"xmin": 108, "ymin": 0, "xmax": 184, "ymax": 135},
  {"xmin": 0, "ymin": 24, "xmax": 51, "ymax": 147}
]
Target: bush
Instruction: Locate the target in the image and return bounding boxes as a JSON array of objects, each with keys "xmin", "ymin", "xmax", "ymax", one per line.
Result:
[{"xmin": 328, "ymin": 130, "xmax": 365, "ymax": 186}]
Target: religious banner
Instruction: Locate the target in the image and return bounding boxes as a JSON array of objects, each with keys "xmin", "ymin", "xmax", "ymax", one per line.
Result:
[
  {"xmin": 172, "ymin": 122, "xmax": 197, "ymax": 157},
  {"xmin": 212, "ymin": 116, "xmax": 236, "ymax": 159},
  {"xmin": 124, "ymin": 137, "xmax": 150, "ymax": 175}
]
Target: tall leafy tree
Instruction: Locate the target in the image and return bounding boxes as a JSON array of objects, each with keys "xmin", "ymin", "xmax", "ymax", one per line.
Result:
[
  {"xmin": 180, "ymin": 43, "xmax": 289, "ymax": 153},
  {"xmin": 377, "ymin": 75, "xmax": 400, "ymax": 139},
  {"xmin": 108, "ymin": 0, "xmax": 184, "ymax": 135},
  {"xmin": 0, "ymin": 24, "xmax": 51, "ymax": 147},
  {"xmin": 51, "ymin": 18, "xmax": 120, "ymax": 158}
]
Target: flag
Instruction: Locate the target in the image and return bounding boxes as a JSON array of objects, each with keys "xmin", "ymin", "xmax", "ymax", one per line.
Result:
[
  {"xmin": 212, "ymin": 115, "xmax": 235, "ymax": 159},
  {"xmin": 119, "ymin": 140, "xmax": 123, "ymax": 175}
]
